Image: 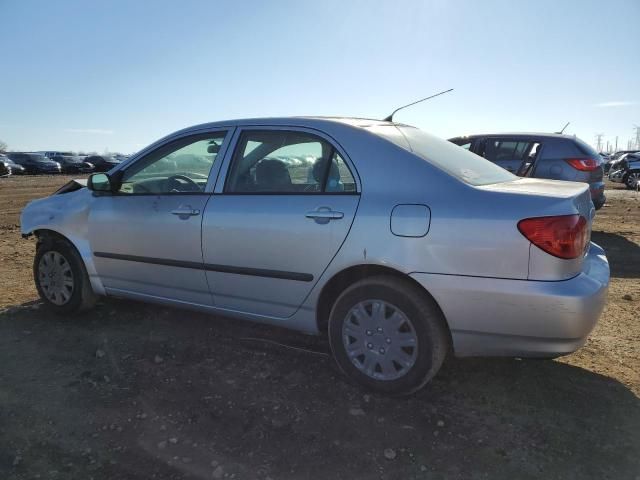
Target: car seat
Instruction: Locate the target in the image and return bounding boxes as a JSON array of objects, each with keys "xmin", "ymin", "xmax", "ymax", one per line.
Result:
[{"xmin": 255, "ymin": 159, "xmax": 292, "ymax": 191}]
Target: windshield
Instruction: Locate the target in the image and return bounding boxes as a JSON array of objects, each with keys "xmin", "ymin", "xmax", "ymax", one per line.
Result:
[{"xmin": 368, "ymin": 125, "xmax": 516, "ymax": 186}]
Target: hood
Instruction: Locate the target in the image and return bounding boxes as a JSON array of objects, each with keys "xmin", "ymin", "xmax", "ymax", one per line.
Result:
[{"xmin": 54, "ymin": 178, "xmax": 88, "ymax": 194}]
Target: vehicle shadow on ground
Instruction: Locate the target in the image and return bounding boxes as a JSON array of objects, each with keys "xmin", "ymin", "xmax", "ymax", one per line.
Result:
[
  {"xmin": 1, "ymin": 299, "xmax": 639, "ymax": 479},
  {"xmin": 592, "ymin": 230, "xmax": 640, "ymax": 278}
]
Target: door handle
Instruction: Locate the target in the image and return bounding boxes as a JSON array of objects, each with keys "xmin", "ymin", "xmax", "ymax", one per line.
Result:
[
  {"xmin": 306, "ymin": 211, "xmax": 344, "ymax": 220},
  {"xmin": 171, "ymin": 206, "xmax": 200, "ymax": 217},
  {"xmin": 305, "ymin": 209, "xmax": 344, "ymax": 221}
]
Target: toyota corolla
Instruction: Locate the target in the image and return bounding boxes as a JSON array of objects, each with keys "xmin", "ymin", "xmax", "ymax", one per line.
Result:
[{"xmin": 20, "ymin": 117, "xmax": 610, "ymax": 395}]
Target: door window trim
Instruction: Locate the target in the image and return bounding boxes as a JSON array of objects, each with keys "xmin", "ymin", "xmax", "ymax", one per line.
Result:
[{"xmin": 213, "ymin": 125, "xmax": 361, "ymax": 195}]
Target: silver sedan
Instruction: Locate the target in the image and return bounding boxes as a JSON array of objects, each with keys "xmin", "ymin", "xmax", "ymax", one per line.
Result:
[{"xmin": 20, "ymin": 117, "xmax": 609, "ymax": 395}]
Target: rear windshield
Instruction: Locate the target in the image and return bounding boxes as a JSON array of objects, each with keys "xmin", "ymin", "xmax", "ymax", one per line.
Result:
[{"xmin": 369, "ymin": 125, "xmax": 516, "ymax": 186}]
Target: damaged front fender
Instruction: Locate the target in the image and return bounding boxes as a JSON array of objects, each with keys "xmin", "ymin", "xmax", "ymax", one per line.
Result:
[{"xmin": 20, "ymin": 185, "xmax": 106, "ymax": 295}]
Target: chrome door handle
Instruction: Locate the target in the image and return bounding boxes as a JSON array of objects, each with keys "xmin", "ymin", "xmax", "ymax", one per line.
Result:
[{"xmin": 171, "ymin": 206, "xmax": 200, "ymax": 217}]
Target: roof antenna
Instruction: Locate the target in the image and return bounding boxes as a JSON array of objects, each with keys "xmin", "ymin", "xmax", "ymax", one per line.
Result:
[
  {"xmin": 383, "ymin": 88, "xmax": 453, "ymax": 122},
  {"xmin": 557, "ymin": 121, "xmax": 570, "ymax": 134}
]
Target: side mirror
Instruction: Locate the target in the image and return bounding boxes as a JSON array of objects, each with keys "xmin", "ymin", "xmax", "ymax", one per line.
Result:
[{"xmin": 87, "ymin": 173, "xmax": 112, "ymax": 193}]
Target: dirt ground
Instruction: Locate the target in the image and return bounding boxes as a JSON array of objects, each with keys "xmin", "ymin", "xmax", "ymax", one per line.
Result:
[{"xmin": 0, "ymin": 175, "xmax": 638, "ymax": 480}]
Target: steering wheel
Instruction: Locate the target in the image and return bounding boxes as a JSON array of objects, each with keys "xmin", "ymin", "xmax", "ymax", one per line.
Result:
[{"xmin": 167, "ymin": 174, "xmax": 201, "ymax": 192}]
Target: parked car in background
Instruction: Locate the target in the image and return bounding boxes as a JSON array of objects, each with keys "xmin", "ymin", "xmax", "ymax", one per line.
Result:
[
  {"xmin": 449, "ymin": 133, "xmax": 606, "ymax": 209},
  {"xmin": 50, "ymin": 154, "xmax": 95, "ymax": 174},
  {"xmin": 84, "ymin": 154, "xmax": 121, "ymax": 172},
  {"xmin": 112, "ymin": 153, "xmax": 130, "ymax": 163},
  {"xmin": 7, "ymin": 153, "xmax": 62, "ymax": 174},
  {"xmin": 605, "ymin": 151, "xmax": 640, "ymax": 175},
  {"xmin": 1, "ymin": 154, "xmax": 26, "ymax": 175},
  {"xmin": 40, "ymin": 151, "xmax": 75, "ymax": 160},
  {"xmin": 0, "ymin": 154, "xmax": 12, "ymax": 177},
  {"xmin": 21, "ymin": 117, "xmax": 609, "ymax": 395},
  {"xmin": 609, "ymin": 150, "xmax": 639, "ymax": 161},
  {"xmin": 609, "ymin": 152, "xmax": 640, "ymax": 189}
]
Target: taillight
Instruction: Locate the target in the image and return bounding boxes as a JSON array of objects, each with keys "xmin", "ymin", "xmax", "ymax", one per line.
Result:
[
  {"xmin": 565, "ymin": 158, "xmax": 599, "ymax": 171},
  {"xmin": 518, "ymin": 215, "xmax": 588, "ymax": 259}
]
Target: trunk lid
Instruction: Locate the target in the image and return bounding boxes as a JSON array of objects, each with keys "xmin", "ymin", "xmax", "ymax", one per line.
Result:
[
  {"xmin": 478, "ymin": 178, "xmax": 594, "ymax": 281},
  {"xmin": 479, "ymin": 177, "xmax": 592, "ymax": 214}
]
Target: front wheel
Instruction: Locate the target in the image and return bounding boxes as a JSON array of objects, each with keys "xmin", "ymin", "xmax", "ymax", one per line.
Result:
[
  {"xmin": 34, "ymin": 236, "xmax": 97, "ymax": 314},
  {"xmin": 328, "ymin": 276, "xmax": 449, "ymax": 395},
  {"xmin": 625, "ymin": 171, "xmax": 640, "ymax": 189}
]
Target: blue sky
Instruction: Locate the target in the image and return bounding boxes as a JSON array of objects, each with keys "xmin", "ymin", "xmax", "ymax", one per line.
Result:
[{"xmin": 1, "ymin": 0, "xmax": 638, "ymax": 153}]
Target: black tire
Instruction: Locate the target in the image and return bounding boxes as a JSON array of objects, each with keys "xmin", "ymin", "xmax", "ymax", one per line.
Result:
[
  {"xmin": 34, "ymin": 236, "xmax": 97, "ymax": 314},
  {"xmin": 328, "ymin": 275, "xmax": 449, "ymax": 396}
]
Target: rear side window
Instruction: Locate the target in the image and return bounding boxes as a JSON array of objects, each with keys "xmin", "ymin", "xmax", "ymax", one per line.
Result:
[
  {"xmin": 481, "ymin": 140, "xmax": 534, "ymax": 162},
  {"xmin": 373, "ymin": 126, "xmax": 515, "ymax": 186},
  {"xmin": 225, "ymin": 130, "xmax": 356, "ymax": 193}
]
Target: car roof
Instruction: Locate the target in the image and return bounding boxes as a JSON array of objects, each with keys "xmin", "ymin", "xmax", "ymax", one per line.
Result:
[
  {"xmin": 449, "ymin": 132, "xmax": 580, "ymax": 141},
  {"xmin": 174, "ymin": 116, "xmax": 410, "ymax": 134}
]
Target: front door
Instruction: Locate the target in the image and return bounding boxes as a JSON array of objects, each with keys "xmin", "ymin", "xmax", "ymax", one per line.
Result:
[
  {"xmin": 88, "ymin": 130, "xmax": 231, "ymax": 305},
  {"xmin": 202, "ymin": 128, "xmax": 360, "ymax": 318}
]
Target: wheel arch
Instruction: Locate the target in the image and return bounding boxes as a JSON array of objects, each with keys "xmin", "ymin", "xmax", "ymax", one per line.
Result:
[
  {"xmin": 316, "ymin": 264, "xmax": 452, "ymax": 343},
  {"xmin": 32, "ymin": 228, "xmax": 106, "ymax": 296}
]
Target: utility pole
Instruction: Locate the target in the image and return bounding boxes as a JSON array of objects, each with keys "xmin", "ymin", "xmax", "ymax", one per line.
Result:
[
  {"xmin": 633, "ymin": 125, "xmax": 640, "ymax": 149},
  {"xmin": 615, "ymin": 136, "xmax": 618, "ymax": 152},
  {"xmin": 595, "ymin": 133, "xmax": 604, "ymax": 152}
]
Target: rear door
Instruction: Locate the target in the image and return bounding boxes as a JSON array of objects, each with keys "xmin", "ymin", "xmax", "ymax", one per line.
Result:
[{"xmin": 201, "ymin": 127, "xmax": 360, "ymax": 318}]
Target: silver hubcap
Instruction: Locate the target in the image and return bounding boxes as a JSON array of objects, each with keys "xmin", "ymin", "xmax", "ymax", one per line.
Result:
[
  {"xmin": 342, "ymin": 300, "xmax": 418, "ymax": 381},
  {"xmin": 627, "ymin": 173, "xmax": 640, "ymax": 188},
  {"xmin": 38, "ymin": 251, "xmax": 74, "ymax": 305}
]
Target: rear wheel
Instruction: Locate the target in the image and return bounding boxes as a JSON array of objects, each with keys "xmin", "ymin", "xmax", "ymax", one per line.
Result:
[
  {"xmin": 624, "ymin": 171, "xmax": 640, "ymax": 189},
  {"xmin": 34, "ymin": 236, "xmax": 97, "ymax": 314},
  {"xmin": 328, "ymin": 276, "xmax": 448, "ymax": 395}
]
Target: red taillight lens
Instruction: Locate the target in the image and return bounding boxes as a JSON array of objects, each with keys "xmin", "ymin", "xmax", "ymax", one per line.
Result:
[
  {"xmin": 565, "ymin": 158, "xmax": 599, "ymax": 171},
  {"xmin": 518, "ymin": 215, "xmax": 588, "ymax": 259}
]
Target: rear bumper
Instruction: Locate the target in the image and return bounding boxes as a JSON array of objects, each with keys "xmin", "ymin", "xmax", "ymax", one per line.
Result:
[
  {"xmin": 589, "ymin": 181, "xmax": 605, "ymax": 206},
  {"xmin": 410, "ymin": 242, "xmax": 609, "ymax": 357}
]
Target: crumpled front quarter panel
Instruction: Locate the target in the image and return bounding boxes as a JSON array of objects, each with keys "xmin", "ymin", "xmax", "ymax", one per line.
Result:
[{"xmin": 20, "ymin": 188, "xmax": 105, "ymax": 294}]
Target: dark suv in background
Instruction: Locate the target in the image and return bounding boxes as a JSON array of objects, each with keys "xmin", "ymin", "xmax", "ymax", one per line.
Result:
[
  {"xmin": 49, "ymin": 154, "xmax": 95, "ymax": 173},
  {"xmin": 449, "ymin": 133, "xmax": 606, "ymax": 209},
  {"xmin": 84, "ymin": 154, "xmax": 121, "ymax": 172},
  {"xmin": 6, "ymin": 153, "xmax": 62, "ymax": 174}
]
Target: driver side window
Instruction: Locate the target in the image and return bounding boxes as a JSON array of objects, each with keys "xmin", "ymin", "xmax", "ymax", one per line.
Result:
[{"xmin": 118, "ymin": 132, "xmax": 227, "ymax": 194}]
